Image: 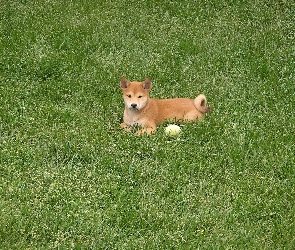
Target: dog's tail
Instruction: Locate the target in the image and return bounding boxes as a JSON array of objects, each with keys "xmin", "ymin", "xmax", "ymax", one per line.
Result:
[{"xmin": 194, "ymin": 94, "xmax": 213, "ymax": 113}]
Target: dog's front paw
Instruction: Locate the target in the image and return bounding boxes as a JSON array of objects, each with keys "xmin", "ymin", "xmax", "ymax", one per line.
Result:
[
  {"xmin": 120, "ymin": 122, "xmax": 128, "ymax": 129},
  {"xmin": 135, "ymin": 127, "xmax": 156, "ymax": 135},
  {"xmin": 120, "ymin": 122, "xmax": 132, "ymax": 132}
]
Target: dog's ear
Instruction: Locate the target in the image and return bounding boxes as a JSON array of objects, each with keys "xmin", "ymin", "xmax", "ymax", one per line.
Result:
[
  {"xmin": 142, "ymin": 78, "xmax": 152, "ymax": 90},
  {"xmin": 120, "ymin": 77, "xmax": 129, "ymax": 89}
]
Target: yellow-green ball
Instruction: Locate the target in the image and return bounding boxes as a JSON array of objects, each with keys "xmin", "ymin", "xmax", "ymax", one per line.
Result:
[{"xmin": 165, "ymin": 124, "xmax": 181, "ymax": 136}]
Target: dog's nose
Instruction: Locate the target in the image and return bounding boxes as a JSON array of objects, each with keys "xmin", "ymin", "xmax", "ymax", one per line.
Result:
[{"xmin": 131, "ymin": 103, "xmax": 137, "ymax": 108}]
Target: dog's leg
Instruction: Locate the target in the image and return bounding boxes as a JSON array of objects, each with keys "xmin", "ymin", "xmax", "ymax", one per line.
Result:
[
  {"xmin": 136, "ymin": 128, "xmax": 155, "ymax": 135},
  {"xmin": 183, "ymin": 110, "xmax": 202, "ymax": 121},
  {"xmin": 121, "ymin": 122, "xmax": 133, "ymax": 132},
  {"xmin": 135, "ymin": 123, "xmax": 156, "ymax": 135},
  {"xmin": 120, "ymin": 122, "xmax": 128, "ymax": 129}
]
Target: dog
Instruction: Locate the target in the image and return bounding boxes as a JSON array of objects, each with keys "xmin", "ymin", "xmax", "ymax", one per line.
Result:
[{"xmin": 120, "ymin": 77, "xmax": 213, "ymax": 134}]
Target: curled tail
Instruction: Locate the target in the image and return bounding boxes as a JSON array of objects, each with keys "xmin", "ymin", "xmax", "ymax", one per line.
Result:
[{"xmin": 194, "ymin": 94, "xmax": 213, "ymax": 113}]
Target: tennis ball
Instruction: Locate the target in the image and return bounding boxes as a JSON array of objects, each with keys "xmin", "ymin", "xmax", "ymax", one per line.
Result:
[{"xmin": 165, "ymin": 124, "xmax": 181, "ymax": 136}]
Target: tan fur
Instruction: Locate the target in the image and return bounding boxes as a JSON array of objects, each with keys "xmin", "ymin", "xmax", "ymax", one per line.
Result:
[{"xmin": 120, "ymin": 77, "xmax": 213, "ymax": 134}]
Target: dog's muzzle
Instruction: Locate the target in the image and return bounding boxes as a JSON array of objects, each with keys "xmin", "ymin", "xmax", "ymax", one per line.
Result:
[{"xmin": 130, "ymin": 103, "xmax": 138, "ymax": 109}]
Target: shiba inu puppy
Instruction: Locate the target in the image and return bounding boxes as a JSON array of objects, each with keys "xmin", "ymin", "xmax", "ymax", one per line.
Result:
[{"xmin": 120, "ymin": 77, "xmax": 213, "ymax": 134}]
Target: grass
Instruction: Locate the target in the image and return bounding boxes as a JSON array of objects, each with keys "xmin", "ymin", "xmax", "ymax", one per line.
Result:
[{"xmin": 1, "ymin": 0, "xmax": 295, "ymax": 249}]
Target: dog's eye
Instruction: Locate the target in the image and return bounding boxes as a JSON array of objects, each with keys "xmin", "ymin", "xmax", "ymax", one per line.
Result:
[
  {"xmin": 127, "ymin": 94, "xmax": 131, "ymax": 98},
  {"xmin": 138, "ymin": 95, "xmax": 143, "ymax": 98}
]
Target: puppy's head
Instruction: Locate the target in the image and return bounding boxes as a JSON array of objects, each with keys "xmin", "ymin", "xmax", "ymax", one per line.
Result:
[{"xmin": 120, "ymin": 77, "xmax": 151, "ymax": 111}]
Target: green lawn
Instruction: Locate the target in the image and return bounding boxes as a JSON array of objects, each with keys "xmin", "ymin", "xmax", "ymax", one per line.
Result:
[{"xmin": 1, "ymin": 0, "xmax": 294, "ymax": 249}]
